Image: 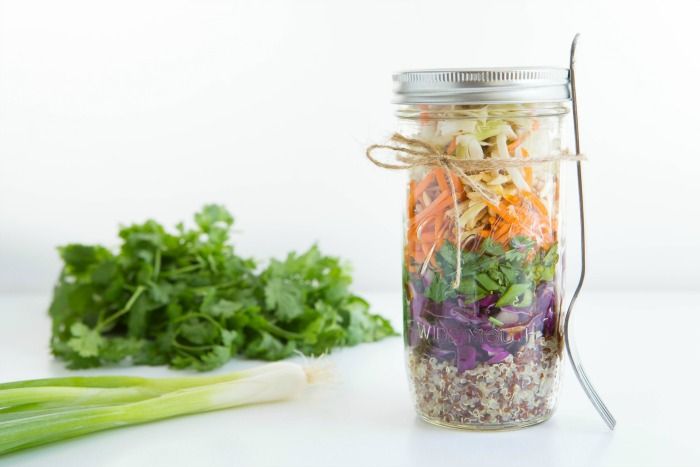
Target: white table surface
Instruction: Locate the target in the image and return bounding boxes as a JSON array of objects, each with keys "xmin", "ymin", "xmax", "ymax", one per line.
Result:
[{"xmin": 1, "ymin": 291, "xmax": 698, "ymax": 467}]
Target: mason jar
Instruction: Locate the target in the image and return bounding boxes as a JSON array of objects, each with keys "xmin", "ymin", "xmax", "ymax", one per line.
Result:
[{"xmin": 395, "ymin": 69, "xmax": 571, "ymax": 430}]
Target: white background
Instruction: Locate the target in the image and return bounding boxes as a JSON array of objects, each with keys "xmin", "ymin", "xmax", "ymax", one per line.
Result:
[
  {"xmin": 1, "ymin": 0, "xmax": 699, "ymax": 294},
  {"xmin": 1, "ymin": 2, "xmax": 700, "ymax": 467}
]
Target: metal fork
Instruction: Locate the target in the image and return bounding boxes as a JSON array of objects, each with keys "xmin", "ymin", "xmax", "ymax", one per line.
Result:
[{"xmin": 564, "ymin": 33, "xmax": 617, "ymax": 430}]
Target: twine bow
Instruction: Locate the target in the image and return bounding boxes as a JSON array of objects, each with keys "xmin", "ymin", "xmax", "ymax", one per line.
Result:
[{"xmin": 366, "ymin": 133, "xmax": 586, "ymax": 288}]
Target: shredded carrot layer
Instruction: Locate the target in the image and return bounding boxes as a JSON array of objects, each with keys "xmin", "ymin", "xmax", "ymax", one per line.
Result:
[
  {"xmin": 405, "ymin": 165, "xmax": 555, "ymax": 266},
  {"xmin": 434, "ymin": 168, "xmax": 449, "ymax": 192}
]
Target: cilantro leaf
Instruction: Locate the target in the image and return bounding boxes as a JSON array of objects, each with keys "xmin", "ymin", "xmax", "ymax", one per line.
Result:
[
  {"xmin": 263, "ymin": 277, "xmax": 305, "ymax": 321},
  {"xmin": 424, "ymin": 275, "xmax": 456, "ymax": 302},
  {"xmin": 194, "ymin": 204, "xmax": 233, "ymax": 233},
  {"xmin": 67, "ymin": 323, "xmax": 104, "ymax": 358},
  {"xmin": 479, "ymin": 237, "xmax": 505, "ymax": 256}
]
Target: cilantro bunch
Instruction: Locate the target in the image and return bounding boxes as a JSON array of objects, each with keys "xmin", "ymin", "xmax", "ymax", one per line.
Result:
[{"xmin": 49, "ymin": 205, "xmax": 396, "ymax": 370}]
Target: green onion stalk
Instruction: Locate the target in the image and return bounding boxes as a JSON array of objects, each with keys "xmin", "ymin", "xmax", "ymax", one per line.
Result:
[{"xmin": 0, "ymin": 362, "xmax": 328, "ymax": 456}]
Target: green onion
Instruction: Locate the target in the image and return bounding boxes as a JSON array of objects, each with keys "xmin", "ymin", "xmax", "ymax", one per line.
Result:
[
  {"xmin": 488, "ymin": 316, "xmax": 504, "ymax": 327},
  {"xmin": 494, "ymin": 283, "xmax": 533, "ymax": 308},
  {"xmin": 475, "ymin": 273, "xmax": 500, "ymax": 292},
  {"xmin": 0, "ymin": 362, "xmax": 327, "ymax": 456}
]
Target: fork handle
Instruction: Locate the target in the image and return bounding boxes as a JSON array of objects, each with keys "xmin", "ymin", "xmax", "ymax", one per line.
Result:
[{"xmin": 564, "ymin": 33, "xmax": 616, "ymax": 430}]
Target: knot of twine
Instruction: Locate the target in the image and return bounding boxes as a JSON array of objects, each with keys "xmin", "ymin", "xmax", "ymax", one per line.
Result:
[{"xmin": 365, "ymin": 133, "xmax": 586, "ymax": 288}]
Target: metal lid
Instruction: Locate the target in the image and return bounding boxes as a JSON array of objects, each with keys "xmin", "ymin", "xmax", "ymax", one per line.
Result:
[{"xmin": 393, "ymin": 68, "xmax": 571, "ymax": 104}]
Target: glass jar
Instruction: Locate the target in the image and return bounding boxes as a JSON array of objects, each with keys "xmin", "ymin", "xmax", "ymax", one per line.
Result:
[{"xmin": 395, "ymin": 69, "xmax": 571, "ymax": 430}]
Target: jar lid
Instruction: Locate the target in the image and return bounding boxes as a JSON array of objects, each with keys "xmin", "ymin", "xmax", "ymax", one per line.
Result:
[{"xmin": 393, "ymin": 68, "xmax": 571, "ymax": 104}]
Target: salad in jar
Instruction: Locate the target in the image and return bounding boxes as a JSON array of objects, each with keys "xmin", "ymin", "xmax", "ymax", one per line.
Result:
[{"xmin": 401, "ymin": 103, "xmax": 567, "ymax": 429}]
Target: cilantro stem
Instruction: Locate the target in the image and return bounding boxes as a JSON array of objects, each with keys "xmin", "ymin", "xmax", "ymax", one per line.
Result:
[
  {"xmin": 153, "ymin": 249, "xmax": 161, "ymax": 281},
  {"xmin": 97, "ymin": 286, "xmax": 146, "ymax": 331},
  {"xmin": 172, "ymin": 312, "xmax": 224, "ymax": 331},
  {"xmin": 206, "ymin": 254, "xmax": 218, "ymax": 274},
  {"xmin": 172, "ymin": 341, "xmax": 216, "ymax": 351},
  {"xmin": 191, "ymin": 281, "xmax": 239, "ymax": 291},
  {"xmin": 172, "ymin": 312, "xmax": 301, "ymax": 344},
  {"xmin": 160, "ymin": 263, "xmax": 203, "ymax": 277},
  {"xmin": 258, "ymin": 321, "xmax": 303, "ymax": 340}
]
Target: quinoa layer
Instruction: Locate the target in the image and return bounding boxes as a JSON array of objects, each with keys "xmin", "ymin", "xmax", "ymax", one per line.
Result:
[{"xmin": 407, "ymin": 335, "xmax": 561, "ymax": 427}]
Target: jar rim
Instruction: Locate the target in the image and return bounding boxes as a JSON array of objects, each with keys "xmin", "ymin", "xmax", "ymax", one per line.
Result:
[
  {"xmin": 394, "ymin": 102, "xmax": 570, "ymax": 120},
  {"xmin": 393, "ymin": 68, "xmax": 571, "ymax": 105}
]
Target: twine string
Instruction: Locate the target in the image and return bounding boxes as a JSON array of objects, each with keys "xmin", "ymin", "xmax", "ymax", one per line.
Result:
[{"xmin": 366, "ymin": 133, "xmax": 586, "ymax": 288}]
